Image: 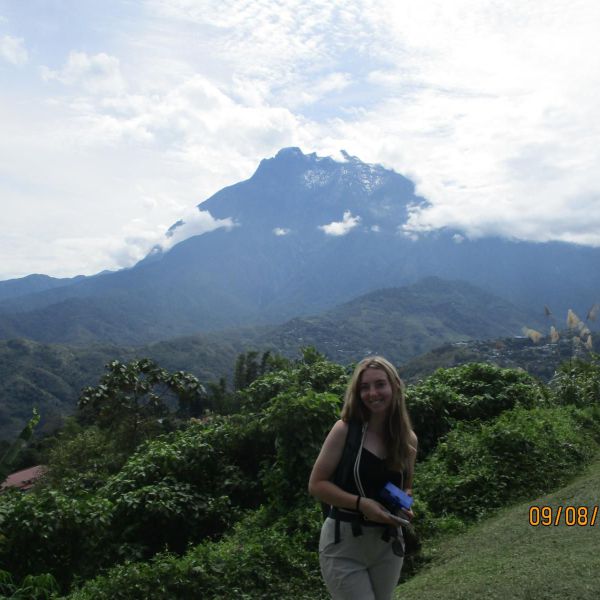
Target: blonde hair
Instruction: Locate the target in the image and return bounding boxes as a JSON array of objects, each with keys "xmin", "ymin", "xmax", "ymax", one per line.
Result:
[{"xmin": 341, "ymin": 356, "xmax": 414, "ymax": 471}]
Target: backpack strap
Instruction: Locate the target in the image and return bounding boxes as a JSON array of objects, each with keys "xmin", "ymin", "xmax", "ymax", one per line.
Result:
[{"xmin": 321, "ymin": 420, "xmax": 363, "ymax": 518}]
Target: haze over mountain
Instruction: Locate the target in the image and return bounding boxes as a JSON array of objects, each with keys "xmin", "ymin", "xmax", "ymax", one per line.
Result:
[
  {"xmin": 0, "ymin": 277, "xmax": 540, "ymax": 440},
  {"xmin": 0, "ymin": 148, "xmax": 598, "ymax": 346}
]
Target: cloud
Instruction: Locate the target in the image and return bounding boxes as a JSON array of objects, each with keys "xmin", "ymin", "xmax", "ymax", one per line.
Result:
[
  {"xmin": 273, "ymin": 228, "xmax": 291, "ymax": 236},
  {"xmin": 161, "ymin": 208, "xmax": 235, "ymax": 250},
  {"xmin": 101, "ymin": 207, "xmax": 236, "ymax": 268},
  {"xmin": 292, "ymin": 72, "xmax": 353, "ymax": 106},
  {"xmin": 319, "ymin": 211, "xmax": 361, "ymax": 236},
  {"xmin": 0, "ymin": 35, "xmax": 28, "ymax": 65},
  {"xmin": 41, "ymin": 51, "xmax": 125, "ymax": 94},
  {"xmin": 28, "ymin": 207, "xmax": 235, "ymax": 279},
  {"xmin": 312, "ymin": 1, "xmax": 600, "ymax": 247},
  {"xmin": 4, "ymin": 0, "xmax": 600, "ymax": 280},
  {"xmin": 147, "ymin": 0, "xmax": 376, "ymax": 109}
]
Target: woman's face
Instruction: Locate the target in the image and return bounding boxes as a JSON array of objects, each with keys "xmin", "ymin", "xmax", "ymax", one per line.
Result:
[{"xmin": 359, "ymin": 367, "xmax": 393, "ymax": 415}]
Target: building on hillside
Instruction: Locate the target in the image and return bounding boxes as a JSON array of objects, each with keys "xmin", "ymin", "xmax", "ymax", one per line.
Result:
[{"xmin": 0, "ymin": 465, "xmax": 45, "ymax": 493}]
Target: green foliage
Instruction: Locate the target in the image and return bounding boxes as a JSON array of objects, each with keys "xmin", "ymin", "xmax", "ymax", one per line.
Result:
[
  {"xmin": 78, "ymin": 359, "xmax": 170, "ymax": 447},
  {"xmin": 261, "ymin": 391, "xmax": 341, "ymax": 508},
  {"xmin": 407, "ymin": 363, "xmax": 547, "ymax": 457},
  {"xmin": 204, "ymin": 377, "xmax": 231, "ymax": 414},
  {"xmin": 550, "ymin": 353, "xmax": 600, "ymax": 407},
  {"xmin": 95, "ymin": 414, "xmax": 273, "ymax": 557},
  {"xmin": 416, "ymin": 405, "xmax": 598, "ymax": 522},
  {"xmin": 66, "ymin": 505, "xmax": 327, "ymax": 600},
  {"xmin": 241, "ymin": 347, "xmax": 347, "ymax": 412},
  {"xmin": 233, "ymin": 350, "xmax": 275, "ymax": 392},
  {"xmin": 77, "ymin": 359, "xmax": 210, "ymax": 453},
  {"xmin": 44, "ymin": 421, "xmax": 127, "ymax": 492},
  {"xmin": 0, "ymin": 487, "xmax": 114, "ymax": 588},
  {"xmin": 2, "ymin": 347, "xmax": 599, "ymax": 598},
  {"xmin": 0, "ymin": 569, "xmax": 59, "ymax": 599},
  {"xmin": 0, "ymin": 413, "xmax": 273, "ymax": 589}
]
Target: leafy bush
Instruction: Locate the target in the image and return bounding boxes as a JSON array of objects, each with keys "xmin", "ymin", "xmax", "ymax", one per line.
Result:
[
  {"xmin": 96, "ymin": 414, "xmax": 275, "ymax": 558},
  {"xmin": 0, "ymin": 413, "xmax": 276, "ymax": 589},
  {"xmin": 0, "ymin": 569, "xmax": 59, "ymax": 599},
  {"xmin": 260, "ymin": 391, "xmax": 341, "ymax": 509},
  {"xmin": 0, "ymin": 488, "xmax": 114, "ymax": 588},
  {"xmin": 416, "ymin": 405, "xmax": 598, "ymax": 521},
  {"xmin": 550, "ymin": 354, "xmax": 600, "ymax": 408},
  {"xmin": 66, "ymin": 505, "xmax": 327, "ymax": 600},
  {"xmin": 241, "ymin": 347, "xmax": 348, "ymax": 412},
  {"xmin": 407, "ymin": 363, "xmax": 548, "ymax": 457},
  {"xmin": 77, "ymin": 359, "xmax": 208, "ymax": 454},
  {"xmin": 44, "ymin": 422, "xmax": 127, "ymax": 493}
]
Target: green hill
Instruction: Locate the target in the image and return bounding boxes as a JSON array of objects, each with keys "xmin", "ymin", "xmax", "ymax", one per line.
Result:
[
  {"xmin": 399, "ymin": 333, "xmax": 594, "ymax": 384},
  {"xmin": 1, "ymin": 278, "xmax": 540, "ymax": 440},
  {"xmin": 397, "ymin": 458, "xmax": 600, "ymax": 600}
]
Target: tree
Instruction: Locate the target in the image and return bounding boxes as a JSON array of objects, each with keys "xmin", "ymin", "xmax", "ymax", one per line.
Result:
[{"xmin": 77, "ymin": 359, "xmax": 206, "ymax": 453}]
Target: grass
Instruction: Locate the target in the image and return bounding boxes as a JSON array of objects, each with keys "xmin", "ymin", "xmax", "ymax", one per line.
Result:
[{"xmin": 396, "ymin": 457, "xmax": 600, "ymax": 600}]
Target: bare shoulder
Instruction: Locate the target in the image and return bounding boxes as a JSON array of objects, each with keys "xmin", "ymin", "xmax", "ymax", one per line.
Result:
[
  {"xmin": 331, "ymin": 418, "xmax": 348, "ymax": 435},
  {"xmin": 324, "ymin": 419, "xmax": 348, "ymax": 448},
  {"xmin": 310, "ymin": 419, "xmax": 349, "ymax": 481}
]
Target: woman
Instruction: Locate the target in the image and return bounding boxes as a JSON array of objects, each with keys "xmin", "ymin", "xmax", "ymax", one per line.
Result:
[{"xmin": 308, "ymin": 356, "xmax": 418, "ymax": 600}]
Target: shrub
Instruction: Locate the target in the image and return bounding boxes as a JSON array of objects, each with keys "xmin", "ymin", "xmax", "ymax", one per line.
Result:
[
  {"xmin": 66, "ymin": 505, "xmax": 328, "ymax": 600},
  {"xmin": 260, "ymin": 391, "xmax": 342, "ymax": 509},
  {"xmin": 44, "ymin": 423, "xmax": 127, "ymax": 493},
  {"xmin": 416, "ymin": 405, "xmax": 598, "ymax": 521},
  {"xmin": 407, "ymin": 363, "xmax": 548, "ymax": 457},
  {"xmin": 97, "ymin": 414, "xmax": 275, "ymax": 557},
  {"xmin": 0, "ymin": 488, "xmax": 114, "ymax": 589},
  {"xmin": 0, "ymin": 569, "xmax": 59, "ymax": 599},
  {"xmin": 550, "ymin": 354, "xmax": 600, "ymax": 408}
]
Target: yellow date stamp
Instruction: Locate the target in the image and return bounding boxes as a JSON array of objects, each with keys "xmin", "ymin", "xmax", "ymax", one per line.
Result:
[{"xmin": 529, "ymin": 505, "xmax": 598, "ymax": 527}]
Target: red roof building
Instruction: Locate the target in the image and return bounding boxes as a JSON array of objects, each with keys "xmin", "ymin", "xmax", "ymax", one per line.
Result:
[{"xmin": 1, "ymin": 465, "xmax": 45, "ymax": 492}]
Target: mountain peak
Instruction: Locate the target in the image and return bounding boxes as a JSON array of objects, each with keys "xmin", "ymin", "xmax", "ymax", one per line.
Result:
[
  {"xmin": 274, "ymin": 147, "xmax": 305, "ymax": 159},
  {"xmin": 253, "ymin": 147, "xmax": 338, "ymax": 180}
]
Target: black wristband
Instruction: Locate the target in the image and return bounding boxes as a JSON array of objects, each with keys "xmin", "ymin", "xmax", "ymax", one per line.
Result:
[{"xmin": 356, "ymin": 495, "xmax": 362, "ymax": 512}]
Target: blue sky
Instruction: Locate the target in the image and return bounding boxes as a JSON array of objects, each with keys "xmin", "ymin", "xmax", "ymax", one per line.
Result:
[{"xmin": 1, "ymin": 0, "xmax": 599, "ymax": 279}]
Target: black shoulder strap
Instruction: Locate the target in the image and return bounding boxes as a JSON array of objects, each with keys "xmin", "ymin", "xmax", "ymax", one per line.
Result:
[{"xmin": 321, "ymin": 420, "xmax": 363, "ymax": 518}]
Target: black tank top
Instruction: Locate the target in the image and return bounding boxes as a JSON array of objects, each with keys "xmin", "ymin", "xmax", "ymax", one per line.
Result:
[{"xmin": 342, "ymin": 447, "xmax": 405, "ymax": 502}]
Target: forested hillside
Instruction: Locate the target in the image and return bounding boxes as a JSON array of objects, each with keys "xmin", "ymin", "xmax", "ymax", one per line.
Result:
[
  {"xmin": 0, "ymin": 278, "xmax": 545, "ymax": 441},
  {"xmin": 1, "ymin": 349, "xmax": 598, "ymax": 599}
]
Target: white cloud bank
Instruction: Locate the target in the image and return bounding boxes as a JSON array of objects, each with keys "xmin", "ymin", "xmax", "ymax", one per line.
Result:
[
  {"xmin": 162, "ymin": 208, "xmax": 235, "ymax": 250},
  {"xmin": 319, "ymin": 211, "xmax": 361, "ymax": 236},
  {"xmin": 2, "ymin": 0, "xmax": 600, "ymax": 279}
]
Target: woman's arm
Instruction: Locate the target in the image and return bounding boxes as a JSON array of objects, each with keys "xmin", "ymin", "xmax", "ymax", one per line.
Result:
[{"xmin": 308, "ymin": 420, "xmax": 358, "ymax": 511}]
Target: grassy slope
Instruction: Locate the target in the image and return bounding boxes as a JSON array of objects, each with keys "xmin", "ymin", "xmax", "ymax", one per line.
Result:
[{"xmin": 397, "ymin": 458, "xmax": 600, "ymax": 600}]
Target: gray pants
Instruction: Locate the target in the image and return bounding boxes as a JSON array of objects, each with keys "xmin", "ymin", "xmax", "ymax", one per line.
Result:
[{"xmin": 319, "ymin": 517, "xmax": 404, "ymax": 600}]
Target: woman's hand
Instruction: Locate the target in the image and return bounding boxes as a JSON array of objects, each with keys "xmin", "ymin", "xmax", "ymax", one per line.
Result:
[
  {"xmin": 359, "ymin": 498, "xmax": 403, "ymax": 526},
  {"xmin": 401, "ymin": 507, "xmax": 414, "ymax": 521}
]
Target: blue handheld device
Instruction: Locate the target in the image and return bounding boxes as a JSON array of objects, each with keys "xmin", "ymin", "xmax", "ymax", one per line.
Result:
[{"xmin": 380, "ymin": 482, "xmax": 414, "ymax": 512}]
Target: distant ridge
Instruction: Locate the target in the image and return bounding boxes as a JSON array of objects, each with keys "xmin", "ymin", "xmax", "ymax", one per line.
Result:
[
  {"xmin": 0, "ymin": 277, "xmax": 541, "ymax": 440},
  {"xmin": 0, "ymin": 273, "xmax": 85, "ymax": 302}
]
